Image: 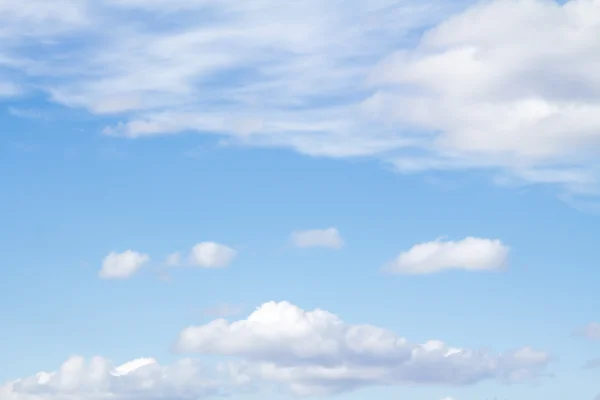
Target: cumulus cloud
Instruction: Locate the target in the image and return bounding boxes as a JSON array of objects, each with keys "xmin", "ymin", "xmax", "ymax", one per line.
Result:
[
  {"xmin": 290, "ymin": 228, "xmax": 344, "ymax": 249},
  {"xmin": 175, "ymin": 301, "xmax": 551, "ymax": 395},
  {"xmin": 189, "ymin": 242, "xmax": 237, "ymax": 268},
  {"xmin": 0, "ymin": 355, "xmax": 223, "ymax": 400},
  {"xmin": 99, "ymin": 250, "xmax": 150, "ymax": 279},
  {"xmin": 384, "ymin": 237, "xmax": 509, "ymax": 275}
]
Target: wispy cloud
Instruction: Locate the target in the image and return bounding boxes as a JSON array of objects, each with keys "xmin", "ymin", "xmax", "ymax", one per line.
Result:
[{"xmin": 4, "ymin": 0, "xmax": 600, "ymax": 196}]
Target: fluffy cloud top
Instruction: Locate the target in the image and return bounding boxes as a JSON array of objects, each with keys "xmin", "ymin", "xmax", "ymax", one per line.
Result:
[
  {"xmin": 385, "ymin": 237, "xmax": 509, "ymax": 274},
  {"xmin": 98, "ymin": 250, "xmax": 150, "ymax": 279},
  {"xmin": 189, "ymin": 242, "xmax": 237, "ymax": 268},
  {"xmin": 175, "ymin": 301, "xmax": 550, "ymax": 395},
  {"xmin": 0, "ymin": 355, "xmax": 222, "ymax": 400},
  {"xmin": 290, "ymin": 228, "xmax": 344, "ymax": 249}
]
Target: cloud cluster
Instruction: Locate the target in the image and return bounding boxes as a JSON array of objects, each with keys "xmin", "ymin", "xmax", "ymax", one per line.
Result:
[
  {"xmin": 99, "ymin": 241, "xmax": 236, "ymax": 279},
  {"xmin": 175, "ymin": 301, "xmax": 551, "ymax": 395},
  {"xmin": 385, "ymin": 237, "xmax": 509, "ymax": 275}
]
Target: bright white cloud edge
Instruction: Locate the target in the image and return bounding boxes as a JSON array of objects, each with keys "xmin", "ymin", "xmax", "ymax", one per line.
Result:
[{"xmin": 174, "ymin": 301, "xmax": 550, "ymax": 395}]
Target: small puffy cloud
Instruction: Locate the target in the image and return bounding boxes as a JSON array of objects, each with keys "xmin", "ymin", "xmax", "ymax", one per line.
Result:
[
  {"xmin": 0, "ymin": 355, "xmax": 223, "ymax": 400},
  {"xmin": 189, "ymin": 242, "xmax": 237, "ymax": 268},
  {"xmin": 98, "ymin": 250, "xmax": 150, "ymax": 279},
  {"xmin": 577, "ymin": 322, "xmax": 600, "ymax": 341},
  {"xmin": 385, "ymin": 237, "xmax": 509, "ymax": 275},
  {"xmin": 175, "ymin": 301, "xmax": 551, "ymax": 395},
  {"xmin": 290, "ymin": 228, "xmax": 344, "ymax": 249}
]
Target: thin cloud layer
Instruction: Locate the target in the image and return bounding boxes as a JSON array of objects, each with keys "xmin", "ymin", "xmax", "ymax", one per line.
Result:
[
  {"xmin": 290, "ymin": 228, "xmax": 344, "ymax": 249},
  {"xmin": 175, "ymin": 301, "xmax": 551, "ymax": 395},
  {"xmin": 99, "ymin": 250, "xmax": 150, "ymax": 279},
  {"xmin": 385, "ymin": 237, "xmax": 509, "ymax": 275}
]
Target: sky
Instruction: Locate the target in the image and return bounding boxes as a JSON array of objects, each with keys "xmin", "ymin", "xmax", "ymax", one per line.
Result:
[{"xmin": 1, "ymin": 0, "xmax": 600, "ymax": 399}]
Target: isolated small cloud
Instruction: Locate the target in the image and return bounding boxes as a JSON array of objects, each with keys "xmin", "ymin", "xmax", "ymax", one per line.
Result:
[
  {"xmin": 99, "ymin": 250, "xmax": 150, "ymax": 279},
  {"xmin": 189, "ymin": 242, "xmax": 237, "ymax": 268},
  {"xmin": 385, "ymin": 237, "xmax": 509, "ymax": 275},
  {"xmin": 290, "ymin": 227, "xmax": 344, "ymax": 249},
  {"xmin": 0, "ymin": 355, "xmax": 222, "ymax": 400}
]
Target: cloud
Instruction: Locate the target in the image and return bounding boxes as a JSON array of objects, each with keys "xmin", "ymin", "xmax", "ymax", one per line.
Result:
[
  {"xmin": 577, "ymin": 322, "xmax": 600, "ymax": 341},
  {"xmin": 290, "ymin": 228, "xmax": 344, "ymax": 249},
  {"xmin": 384, "ymin": 237, "xmax": 509, "ymax": 275},
  {"xmin": 366, "ymin": 0, "xmax": 600, "ymax": 192},
  {"xmin": 3, "ymin": 0, "xmax": 600, "ymax": 195},
  {"xmin": 0, "ymin": 355, "xmax": 224, "ymax": 400},
  {"xmin": 98, "ymin": 250, "xmax": 150, "ymax": 279},
  {"xmin": 189, "ymin": 242, "xmax": 237, "ymax": 268},
  {"xmin": 174, "ymin": 301, "xmax": 551, "ymax": 395}
]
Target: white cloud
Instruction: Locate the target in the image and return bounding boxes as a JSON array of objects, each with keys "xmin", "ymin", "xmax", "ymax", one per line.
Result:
[
  {"xmin": 0, "ymin": 355, "xmax": 224, "ymax": 400},
  {"xmin": 385, "ymin": 237, "xmax": 509, "ymax": 275},
  {"xmin": 99, "ymin": 250, "xmax": 150, "ymax": 279},
  {"xmin": 290, "ymin": 228, "xmax": 344, "ymax": 249},
  {"xmin": 175, "ymin": 301, "xmax": 551, "ymax": 395},
  {"xmin": 366, "ymin": 0, "xmax": 600, "ymax": 192},
  {"xmin": 189, "ymin": 242, "xmax": 236, "ymax": 268},
  {"xmin": 3, "ymin": 0, "xmax": 600, "ymax": 195}
]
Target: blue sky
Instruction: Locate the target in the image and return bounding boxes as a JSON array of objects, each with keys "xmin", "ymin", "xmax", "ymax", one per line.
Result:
[{"xmin": 1, "ymin": 1, "xmax": 600, "ymax": 400}]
